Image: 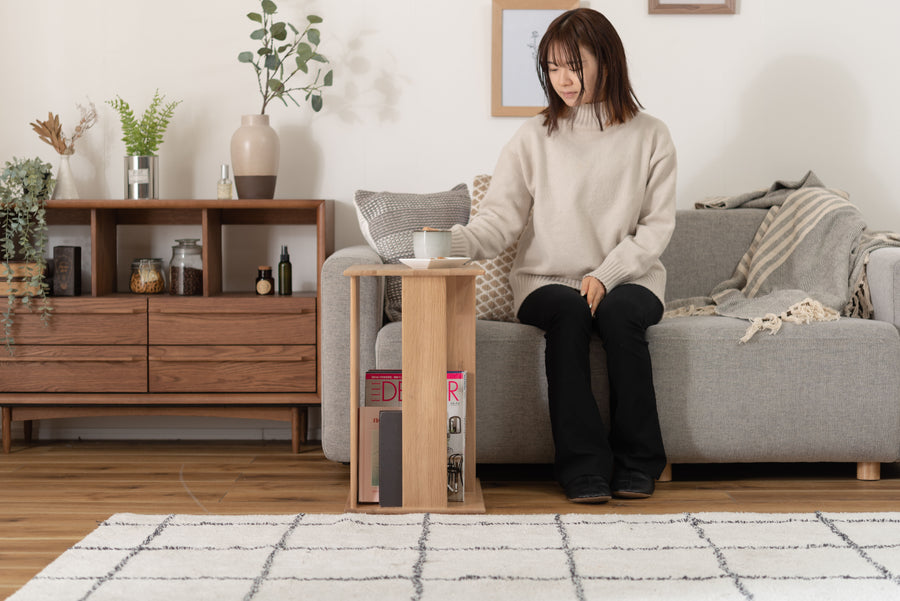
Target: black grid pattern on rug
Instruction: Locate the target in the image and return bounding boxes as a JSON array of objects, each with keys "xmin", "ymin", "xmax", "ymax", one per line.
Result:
[{"xmin": 11, "ymin": 512, "xmax": 900, "ymax": 601}]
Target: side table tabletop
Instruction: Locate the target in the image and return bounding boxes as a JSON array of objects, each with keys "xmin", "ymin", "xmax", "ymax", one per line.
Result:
[{"xmin": 343, "ymin": 264, "xmax": 485, "ymax": 514}]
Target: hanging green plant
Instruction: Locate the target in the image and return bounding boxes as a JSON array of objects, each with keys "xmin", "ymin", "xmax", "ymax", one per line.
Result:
[
  {"xmin": 238, "ymin": 0, "xmax": 334, "ymax": 114},
  {"xmin": 0, "ymin": 156, "xmax": 54, "ymax": 354}
]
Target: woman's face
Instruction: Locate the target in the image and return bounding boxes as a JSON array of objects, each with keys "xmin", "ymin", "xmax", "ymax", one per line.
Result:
[{"xmin": 548, "ymin": 43, "xmax": 599, "ymax": 107}]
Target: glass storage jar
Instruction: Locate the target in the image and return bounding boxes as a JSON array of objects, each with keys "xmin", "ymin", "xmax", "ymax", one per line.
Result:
[
  {"xmin": 169, "ymin": 238, "xmax": 203, "ymax": 296},
  {"xmin": 129, "ymin": 258, "xmax": 166, "ymax": 294}
]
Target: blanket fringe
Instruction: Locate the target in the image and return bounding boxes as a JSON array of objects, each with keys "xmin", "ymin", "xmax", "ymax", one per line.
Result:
[
  {"xmin": 663, "ymin": 304, "xmax": 716, "ymax": 319},
  {"xmin": 740, "ymin": 298, "xmax": 840, "ymax": 343}
]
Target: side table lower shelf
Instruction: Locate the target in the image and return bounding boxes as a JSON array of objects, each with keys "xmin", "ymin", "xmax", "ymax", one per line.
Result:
[{"xmin": 345, "ymin": 479, "xmax": 485, "ymax": 514}]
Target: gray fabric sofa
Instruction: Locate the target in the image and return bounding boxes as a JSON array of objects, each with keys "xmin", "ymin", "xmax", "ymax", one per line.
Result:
[{"xmin": 321, "ymin": 208, "xmax": 900, "ymax": 479}]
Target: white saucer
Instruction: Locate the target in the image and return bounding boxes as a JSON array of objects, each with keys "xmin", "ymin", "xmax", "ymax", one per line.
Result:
[{"xmin": 399, "ymin": 257, "xmax": 471, "ymax": 270}]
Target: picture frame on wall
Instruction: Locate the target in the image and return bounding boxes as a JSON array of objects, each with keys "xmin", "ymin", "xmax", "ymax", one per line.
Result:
[
  {"xmin": 648, "ymin": 0, "xmax": 736, "ymax": 15},
  {"xmin": 491, "ymin": 0, "xmax": 579, "ymax": 117}
]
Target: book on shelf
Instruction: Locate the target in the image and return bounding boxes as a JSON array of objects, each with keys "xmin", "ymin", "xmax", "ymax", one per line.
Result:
[
  {"xmin": 357, "ymin": 406, "xmax": 400, "ymax": 503},
  {"xmin": 357, "ymin": 369, "xmax": 467, "ymax": 503},
  {"xmin": 378, "ymin": 410, "xmax": 403, "ymax": 507}
]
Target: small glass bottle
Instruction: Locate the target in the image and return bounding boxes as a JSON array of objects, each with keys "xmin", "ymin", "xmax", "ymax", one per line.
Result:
[
  {"xmin": 256, "ymin": 265, "xmax": 275, "ymax": 296},
  {"xmin": 278, "ymin": 245, "xmax": 292, "ymax": 296},
  {"xmin": 217, "ymin": 164, "xmax": 232, "ymax": 200},
  {"xmin": 169, "ymin": 238, "xmax": 203, "ymax": 296}
]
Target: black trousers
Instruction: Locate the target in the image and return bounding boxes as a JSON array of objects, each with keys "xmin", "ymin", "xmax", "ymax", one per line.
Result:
[{"xmin": 517, "ymin": 283, "xmax": 667, "ymax": 487}]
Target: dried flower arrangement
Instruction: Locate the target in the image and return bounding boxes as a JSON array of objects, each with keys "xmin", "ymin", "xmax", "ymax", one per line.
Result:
[{"xmin": 30, "ymin": 101, "xmax": 98, "ymax": 156}]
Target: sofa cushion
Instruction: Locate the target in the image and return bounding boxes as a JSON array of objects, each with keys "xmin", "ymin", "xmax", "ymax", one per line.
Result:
[
  {"xmin": 649, "ymin": 315, "xmax": 900, "ymax": 463},
  {"xmin": 469, "ymin": 175, "xmax": 519, "ymax": 323},
  {"xmin": 373, "ymin": 315, "xmax": 900, "ymax": 465},
  {"xmin": 661, "ymin": 209, "xmax": 767, "ymax": 302},
  {"xmin": 354, "ymin": 184, "xmax": 470, "ymax": 321}
]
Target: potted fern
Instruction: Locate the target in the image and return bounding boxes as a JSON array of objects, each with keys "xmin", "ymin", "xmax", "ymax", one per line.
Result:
[
  {"xmin": 106, "ymin": 90, "xmax": 182, "ymax": 199},
  {"xmin": 1, "ymin": 157, "xmax": 54, "ymax": 353}
]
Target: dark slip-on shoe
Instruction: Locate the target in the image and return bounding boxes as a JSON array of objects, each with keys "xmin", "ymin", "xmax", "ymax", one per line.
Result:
[
  {"xmin": 611, "ymin": 469, "xmax": 655, "ymax": 499},
  {"xmin": 564, "ymin": 475, "xmax": 611, "ymax": 504}
]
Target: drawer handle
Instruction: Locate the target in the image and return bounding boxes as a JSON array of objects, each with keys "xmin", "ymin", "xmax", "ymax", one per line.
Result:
[
  {"xmin": 150, "ymin": 308, "xmax": 314, "ymax": 315},
  {"xmin": 2, "ymin": 356, "xmax": 141, "ymax": 363},
  {"xmin": 150, "ymin": 356, "xmax": 314, "ymax": 363}
]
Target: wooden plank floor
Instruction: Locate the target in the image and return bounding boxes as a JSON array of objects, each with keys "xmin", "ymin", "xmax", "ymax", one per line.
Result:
[{"xmin": 2, "ymin": 439, "xmax": 899, "ymax": 599}]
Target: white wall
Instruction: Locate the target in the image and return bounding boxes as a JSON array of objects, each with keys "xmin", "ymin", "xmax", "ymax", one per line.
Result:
[{"xmin": 3, "ymin": 0, "xmax": 899, "ymax": 441}]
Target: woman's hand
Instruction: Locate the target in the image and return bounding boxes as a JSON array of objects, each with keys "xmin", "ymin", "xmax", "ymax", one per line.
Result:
[{"xmin": 580, "ymin": 276, "xmax": 606, "ymax": 316}]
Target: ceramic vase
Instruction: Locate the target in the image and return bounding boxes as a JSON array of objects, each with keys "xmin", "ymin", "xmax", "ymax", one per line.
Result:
[
  {"xmin": 51, "ymin": 154, "xmax": 79, "ymax": 200},
  {"xmin": 230, "ymin": 114, "xmax": 280, "ymax": 199}
]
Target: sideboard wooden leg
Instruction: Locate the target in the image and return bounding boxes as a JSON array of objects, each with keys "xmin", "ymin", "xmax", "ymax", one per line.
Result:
[
  {"xmin": 2, "ymin": 407, "xmax": 11, "ymax": 454},
  {"xmin": 291, "ymin": 407, "xmax": 300, "ymax": 454},
  {"xmin": 857, "ymin": 461, "xmax": 880, "ymax": 481},
  {"xmin": 299, "ymin": 407, "xmax": 308, "ymax": 445},
  {"xmin": 657, "ymin": 462, "xmax": 673, "ymax": 482},
  {"xmin": 23, "ymin": 420, "xmax": 33, "ymax": 442}
]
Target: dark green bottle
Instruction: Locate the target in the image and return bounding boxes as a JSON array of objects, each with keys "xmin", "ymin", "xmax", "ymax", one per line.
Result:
[{"xmin": 278, "ymin": 245, "xmax": 292, "ymax": 296}]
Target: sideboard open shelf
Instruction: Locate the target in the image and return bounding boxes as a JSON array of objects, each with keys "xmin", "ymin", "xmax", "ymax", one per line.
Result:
[{"xmin": 0, "ymin": 198, "xmax": 333, "ymax": 453}]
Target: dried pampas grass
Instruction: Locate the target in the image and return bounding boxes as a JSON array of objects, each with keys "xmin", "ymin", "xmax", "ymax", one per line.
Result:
[{"xmin": 30, "ymin": 101, "xmax": 97, "ymax": 156}]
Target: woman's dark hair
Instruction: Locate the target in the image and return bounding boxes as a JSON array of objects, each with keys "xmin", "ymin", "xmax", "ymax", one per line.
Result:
[{"xmin": 537, "ymin": 8, "xmax": 642, "ymax": 134}]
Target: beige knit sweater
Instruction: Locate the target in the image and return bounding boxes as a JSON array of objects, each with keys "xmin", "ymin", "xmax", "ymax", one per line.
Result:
[{"xmin": 450, "ymin": 103, "xmax": 677, "ymax": 313}]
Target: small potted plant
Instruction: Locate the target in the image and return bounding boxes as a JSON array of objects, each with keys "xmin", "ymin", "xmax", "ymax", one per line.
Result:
[
  {"xmin": 232, "ymin": 0, "xmax": 333, "ymax": 199},
  {"xmin": 106, "ymin": 90, "xmax": 182, "ymax": 200},
  {"xmin": 0, "ymin": 156, "xmax": 54, "ymax": 353}
]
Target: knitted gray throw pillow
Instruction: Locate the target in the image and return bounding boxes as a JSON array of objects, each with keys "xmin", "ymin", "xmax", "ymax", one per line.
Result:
[{"xmin": 355, "ymin": 183, "xmax": 470, "ymax": 321}]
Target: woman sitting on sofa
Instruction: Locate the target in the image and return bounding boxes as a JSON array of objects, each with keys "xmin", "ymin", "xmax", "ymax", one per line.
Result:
[{"xmin": 449, "ymin": 8, "xmax": 677, "ymax": 503}]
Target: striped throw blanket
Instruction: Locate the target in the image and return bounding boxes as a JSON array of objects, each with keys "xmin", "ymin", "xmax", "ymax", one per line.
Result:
[{"xmin": 666, "ymin": 172, "xmax": 900, "ymax": 342}]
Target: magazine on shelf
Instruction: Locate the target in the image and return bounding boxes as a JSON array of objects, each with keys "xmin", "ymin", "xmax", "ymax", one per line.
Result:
[{"xmin": 357, "ymin": 369, "xmax": 467, "ymax": 503}]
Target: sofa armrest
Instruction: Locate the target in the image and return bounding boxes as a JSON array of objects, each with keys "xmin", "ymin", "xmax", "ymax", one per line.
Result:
[
  {"xmin": 320, "ymin": 245, "xmax": 385, "ymax": 462},
  {"xmin": 868, "ymin": 247, "xmax": 900, "ymax": 329}
]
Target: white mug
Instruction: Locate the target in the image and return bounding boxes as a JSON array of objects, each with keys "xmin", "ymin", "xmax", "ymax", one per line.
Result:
[{"xmin": 413, "ymin": 230, "xmax": 452, "ymax": 258}]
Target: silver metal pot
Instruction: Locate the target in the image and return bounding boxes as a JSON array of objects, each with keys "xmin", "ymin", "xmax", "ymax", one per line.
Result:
[{"xmin": 124, "ymin": 155, "xmax": 158, "ymax": 199}]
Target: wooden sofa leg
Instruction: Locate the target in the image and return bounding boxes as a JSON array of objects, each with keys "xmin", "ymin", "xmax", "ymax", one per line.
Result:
[
  {"xmin": 857, "ymin": 462, "xmax": 880, "ymax": 481},
  {"xmin": 657, "ymin": 463, "xmax": 673, "ymax": 482}
]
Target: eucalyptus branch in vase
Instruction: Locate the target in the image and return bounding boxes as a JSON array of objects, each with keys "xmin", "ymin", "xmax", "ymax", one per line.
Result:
[{"xmin": 238, "ymin": 0, "xmax": 334, "ymax": 114}]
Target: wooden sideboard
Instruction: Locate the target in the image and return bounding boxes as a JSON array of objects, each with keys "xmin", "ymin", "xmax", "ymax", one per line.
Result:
[{"xmin": 0, "ymin": 198, "xmax": 333, "ymax": 453}]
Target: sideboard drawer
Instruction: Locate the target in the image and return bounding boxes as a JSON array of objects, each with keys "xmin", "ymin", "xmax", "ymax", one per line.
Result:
[
  {"xmin": 148, "ymin": 296, "xmax": 315, "ymax": 345},
  {"xmin": 148, "ymin": 345, "xmax": 316, "ymax": 393},
  {"xmin": 0, "ymin": 345, "xmax": 148, "ymax": 392},
  {"xmin": 10, "ymin": 297, "xmax": 147, "ymax": 345}
]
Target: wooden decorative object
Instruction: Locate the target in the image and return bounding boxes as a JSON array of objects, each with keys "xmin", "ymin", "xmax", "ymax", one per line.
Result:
[
  {"xmin": 0, "ymin": 262, "xmax": 43, "ymax": 297},
  {"xmin": 53, "ymin": 246, "xmax": 82, "ymax": 296}
]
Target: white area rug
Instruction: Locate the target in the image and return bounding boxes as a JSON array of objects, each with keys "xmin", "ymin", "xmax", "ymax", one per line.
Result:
[{"xmin": 10, "ymin": 512, "xmax": 900, "ymax": 601}]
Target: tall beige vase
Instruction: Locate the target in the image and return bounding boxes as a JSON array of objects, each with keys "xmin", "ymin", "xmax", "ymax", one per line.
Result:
[{"xmin": 230, "ymin": 114, "xmax": 280, "ymax": 199}]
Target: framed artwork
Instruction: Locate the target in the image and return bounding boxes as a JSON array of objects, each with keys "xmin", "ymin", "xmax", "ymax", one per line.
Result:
[
  {"xmin": 491, "ymin": 0, "xmax": 579, "ymax": 117},
  {"xmin": 648, "ymin": 0, "xmax": 736, "ymax": 14}
]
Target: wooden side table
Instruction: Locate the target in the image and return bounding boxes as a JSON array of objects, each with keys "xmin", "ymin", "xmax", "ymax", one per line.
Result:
[{"xmin": 343, "ymin": 264, "xmax": 485, "ymax": 513}]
